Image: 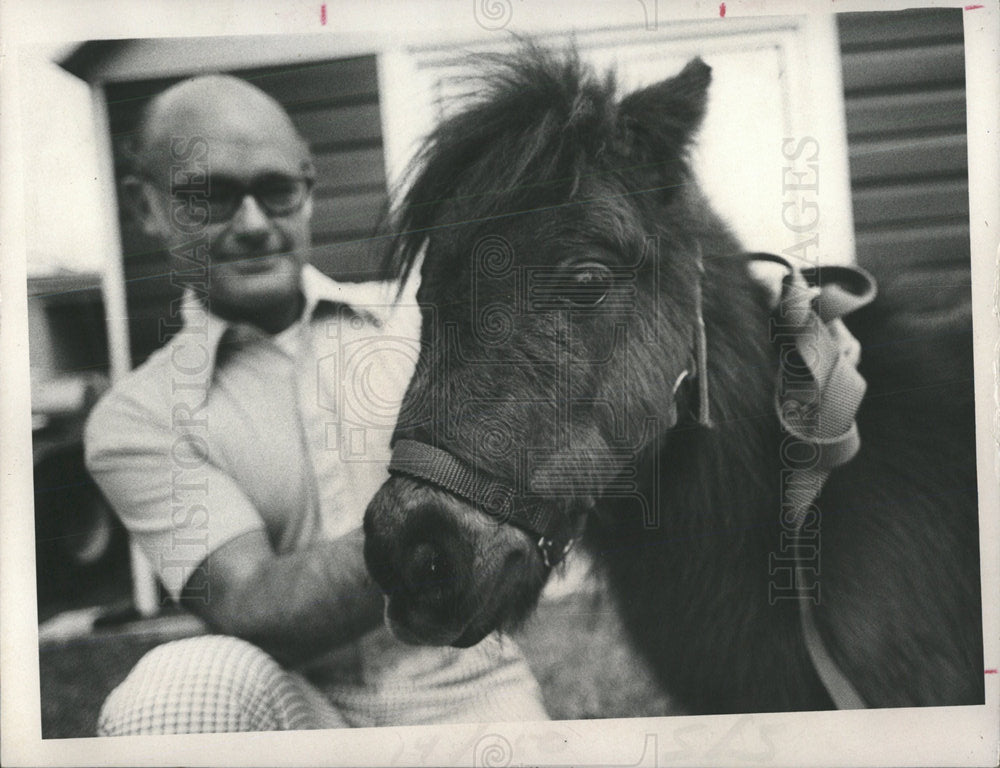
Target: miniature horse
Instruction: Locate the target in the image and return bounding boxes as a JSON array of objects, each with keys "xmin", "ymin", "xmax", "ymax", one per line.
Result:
[{"xmin": 363, "ymin": 46, "xmax": 984, "ymax": 713}]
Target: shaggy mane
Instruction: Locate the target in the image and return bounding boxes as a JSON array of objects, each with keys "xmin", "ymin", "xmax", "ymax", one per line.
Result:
[{"xmin": 388, "ymin": 44, "xmax": 627, "ymax": 285}]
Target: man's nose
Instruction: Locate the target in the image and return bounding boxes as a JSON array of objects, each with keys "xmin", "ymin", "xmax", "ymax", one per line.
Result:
[{"xmin": 229, "ymin": 194, "xmax": 272, "ymax": 240}]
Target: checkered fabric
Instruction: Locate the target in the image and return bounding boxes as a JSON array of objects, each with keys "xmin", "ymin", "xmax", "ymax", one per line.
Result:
[
  {"xmin": 97, "ymin": 636, "xmax": 348, "ymax": 735},
  {"xmin": 97, "ymin": 634, "xmax": 548, "ymax": 735}
]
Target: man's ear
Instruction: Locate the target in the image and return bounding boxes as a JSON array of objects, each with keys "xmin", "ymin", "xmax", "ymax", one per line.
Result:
[
  {"xmin": 120, "ymin": 174, "xmax": 166, "ymax": 239},
  {"xmin": 300, "ymin": 157, "xmax": 316, "ymax": 221},
  {"xmin": 617, "ymin": 57, "xmax": 712, "ymax": 167},
  {"xmin": 300, "ymin": 156, "xmax": 315, "ymax": 179}
]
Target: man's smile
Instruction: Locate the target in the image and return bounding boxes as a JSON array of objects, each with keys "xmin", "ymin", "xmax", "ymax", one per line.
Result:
[{"xmin": 216, "ymin": 252, "xmax": 291, "ymax": 273}]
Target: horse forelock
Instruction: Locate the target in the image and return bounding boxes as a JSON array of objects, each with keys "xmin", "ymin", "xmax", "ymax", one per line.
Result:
[{"xmin": 387, "ymin": 43, "xmax": 663, "ymax": 285}]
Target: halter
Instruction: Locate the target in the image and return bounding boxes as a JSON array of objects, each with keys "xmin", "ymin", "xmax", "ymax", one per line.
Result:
[
  {"xmin": 386, "ymin": 248, "xmax": 877, "ymax": 708},
  {"xmin": 388, "ymin": 440, "xmax": 580, "ymax": 568}
]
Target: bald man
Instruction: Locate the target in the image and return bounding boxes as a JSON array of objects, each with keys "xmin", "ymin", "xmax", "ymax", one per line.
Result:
[{"xmin": 85, "ymin": 75, "xmax": 548, "ymax": 734}]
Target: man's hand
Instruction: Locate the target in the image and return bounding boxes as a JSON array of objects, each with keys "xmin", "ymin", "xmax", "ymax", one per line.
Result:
[{"xmin": 180, "ymin": 527, "xmax": 384, "ymax": 666}]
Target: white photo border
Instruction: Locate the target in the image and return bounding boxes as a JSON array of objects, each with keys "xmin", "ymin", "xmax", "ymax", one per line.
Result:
[{"xmin": 1, "ymin": 1, "xmax": 997, "ymax": 766}]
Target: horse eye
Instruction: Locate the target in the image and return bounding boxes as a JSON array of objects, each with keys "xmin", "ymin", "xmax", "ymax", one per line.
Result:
[{"xmin": 563, "ymin": 260, "xmax": 612, "ymax": 306}]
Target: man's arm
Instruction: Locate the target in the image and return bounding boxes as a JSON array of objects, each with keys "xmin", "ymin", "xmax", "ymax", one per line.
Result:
[
  {"xmin": 85, "ymin": 387, "xmax": 385, "ymax": 667},
  {"xmin": 180, "ymin": 528, "xmax": 384, "ymax": 666}
]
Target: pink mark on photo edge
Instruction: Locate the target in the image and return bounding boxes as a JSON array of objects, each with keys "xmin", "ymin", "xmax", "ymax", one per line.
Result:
[
  {"xmin": 719, "ymin": 3, "xmax": 726, "ymax": 17},
  {"xmin": 986, "ymin": 669, "xmax": 998, "ymax": 674},
  {"xmin": 964, "ymin": 4, "xmax": 983, "ymax": 9},
  {"xmin": 321, "ymin": 3, "xmax": 327, "ymax": 25}
]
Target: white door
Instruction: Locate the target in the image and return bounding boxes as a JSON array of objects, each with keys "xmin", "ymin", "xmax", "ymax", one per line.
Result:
[{"xmin": 379, "ymin": 14, "xmax": 855, "ymax": 266}]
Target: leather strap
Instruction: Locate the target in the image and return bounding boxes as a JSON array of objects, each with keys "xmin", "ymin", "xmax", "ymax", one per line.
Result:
[{"xmin": 388, "ymin": 439, "xmax": 577, "ymax": 567}]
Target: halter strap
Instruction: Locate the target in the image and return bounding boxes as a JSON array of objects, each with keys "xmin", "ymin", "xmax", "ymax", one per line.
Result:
[
  {"xmin": 388, "ymin": 439, "xmax": 578, "ymax": 568},
  {"xmin": 692, "ymin": 243, "xmax": 713, "ymax": 428}
]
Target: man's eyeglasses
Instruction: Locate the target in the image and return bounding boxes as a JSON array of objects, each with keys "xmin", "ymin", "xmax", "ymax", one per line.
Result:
[{"xmin": 142, "ymin": 172, "xmax": 314, "ymax": 225}]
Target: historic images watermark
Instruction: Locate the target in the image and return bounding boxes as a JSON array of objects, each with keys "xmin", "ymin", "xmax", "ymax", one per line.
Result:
[
  {"xmin": 159, "ymin": 135, "xmax": 213, "ymax": 605},
  {"xmin": 768, "ymin": 136, "xmax": 822, "ymax": 605},
  {"xmin": 315, "ymin": 299, "xmax": 424, "ymax": 465}
]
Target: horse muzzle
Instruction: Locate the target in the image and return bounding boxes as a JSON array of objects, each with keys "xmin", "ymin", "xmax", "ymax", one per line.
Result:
[{"xmin": 363, "ymin": 473, "xmax": 548, "ymax": 647}]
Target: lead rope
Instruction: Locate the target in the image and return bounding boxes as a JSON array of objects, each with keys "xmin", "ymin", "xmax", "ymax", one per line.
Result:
[
  {"xmin": 748, "ymin": 252, "xmax": 876, "ymax": 709},
  {"xmin": 694, "ymin": 251, "xmax": 876, "ymax": 708}
]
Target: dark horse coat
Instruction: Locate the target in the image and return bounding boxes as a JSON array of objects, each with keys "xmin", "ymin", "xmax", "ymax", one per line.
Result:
[{"xmin": 363, "ymin": 45, "xmax": 985, "ymax": 713}]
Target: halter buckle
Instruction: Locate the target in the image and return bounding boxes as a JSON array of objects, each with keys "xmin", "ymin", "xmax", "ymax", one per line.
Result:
[{"xmin": 538, "ymin": 535, "xmax": 577, "ymax": 568}]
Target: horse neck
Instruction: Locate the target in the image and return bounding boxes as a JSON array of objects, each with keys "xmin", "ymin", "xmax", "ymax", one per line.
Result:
[{"xmin": 659, "ymin": 252, "xmax": 785, "ymax": 534}]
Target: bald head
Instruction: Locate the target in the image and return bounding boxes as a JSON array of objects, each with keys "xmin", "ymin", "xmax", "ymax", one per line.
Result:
[
  {"xmin": 127, "ymin": 74, "xmax": 316, "ymax": 334},
  {"xmin": 135, "ymin": 74, "xmax": 311, "ymax": 172}
]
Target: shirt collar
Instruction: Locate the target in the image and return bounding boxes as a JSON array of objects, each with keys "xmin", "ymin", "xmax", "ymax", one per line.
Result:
[
  {"xmin": 176, "ymin": 264, "xmax": 406, "ymax": 377},
  {"xmin": 299, "ymin": 262, "xmax": 397, "ymax": 327}
]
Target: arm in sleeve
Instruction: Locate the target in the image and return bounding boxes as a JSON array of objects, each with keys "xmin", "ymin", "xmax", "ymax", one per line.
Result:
[
  {"xmin": 85, "ymin": 389, "xmax": 384, "ymax": 664},
  {"xmin": 85, "ymin": 388, "xmax": 265, "ymax": 602}
]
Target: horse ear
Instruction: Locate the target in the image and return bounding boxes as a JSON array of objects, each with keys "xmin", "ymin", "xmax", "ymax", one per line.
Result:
[{"xmin": 618, "ymin": 57, "xmax": 712, "ymax": 154}]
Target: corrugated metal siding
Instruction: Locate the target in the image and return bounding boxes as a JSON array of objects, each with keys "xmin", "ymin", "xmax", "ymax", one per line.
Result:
[
  {"xmin": 837, "ymin": 8, "xmax": 970, "ymax": 334},
  {"xmin": 104, "ymin": 56, "xmax": 389, "ymax": 364}
]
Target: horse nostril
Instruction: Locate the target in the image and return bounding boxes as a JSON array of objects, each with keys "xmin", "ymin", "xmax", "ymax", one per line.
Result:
[
  {"xmin": 407, "ymin": 541, "xmax": 451, "ymax": 590},
  {"xmin": 397, "ymin": 501, "xmax": 473, "ymax": 595}
]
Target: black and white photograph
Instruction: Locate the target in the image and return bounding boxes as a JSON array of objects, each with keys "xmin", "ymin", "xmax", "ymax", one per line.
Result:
[{"xmin": 1, "ymin": 1, "xmax": 997, "ymax": 766}]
